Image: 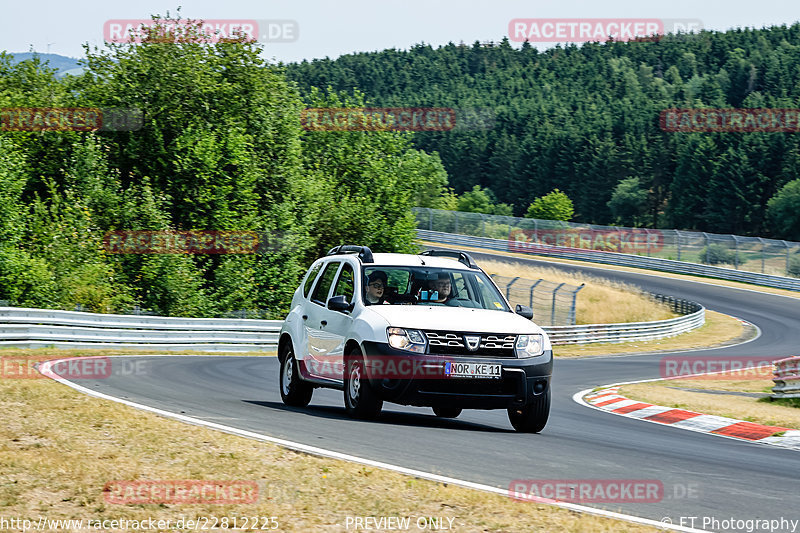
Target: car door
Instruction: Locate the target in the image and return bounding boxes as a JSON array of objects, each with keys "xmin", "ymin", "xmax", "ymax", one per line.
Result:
[
  {"xmin": 290, "ymin": 260, "xmax": 324, "ymax": 365},
  {"xmin": 305, "ymin": 260, "xmax": 342, "ymax": 381},
  {"xmin": 317, "ymin": 261, "xmax": 357, "ymax": 382}
]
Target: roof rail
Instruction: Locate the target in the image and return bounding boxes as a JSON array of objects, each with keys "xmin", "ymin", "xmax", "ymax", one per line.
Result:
[
  {"xmin": 419, "ymin": 249, "xmax": 478, "ymax": 269},
  {"xmin": 327, "ymin": 245, "xmax": 374, "ymax": 263}
]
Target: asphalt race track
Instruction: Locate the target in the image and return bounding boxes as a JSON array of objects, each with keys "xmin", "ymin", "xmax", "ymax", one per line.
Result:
[{"xmin": 54, "ymin": 252, "xmax": 800, "ymax": 532}]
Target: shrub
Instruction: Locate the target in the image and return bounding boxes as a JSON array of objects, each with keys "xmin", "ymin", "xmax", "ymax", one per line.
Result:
[
  {"xmin": 699, "ymin": 244, "xmax": 735, "ymax": 265},
  {"xmin": 787, "ymin": 254, "xmax": 800, "ymax": 278}
]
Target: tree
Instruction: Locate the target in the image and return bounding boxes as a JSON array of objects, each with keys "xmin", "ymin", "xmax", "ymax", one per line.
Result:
[
  {"xmin": 767, "ymin": 179, "xmax": 800, "ymax": 240},
  {"xmin": 608, "ymin": 177, "xmax": 649, "ymax": 227},
  {"xmin": 525, "ymin": 189, "xmax": 574, "ymax": 221},
  {"xmin": 297, "ymin": 88, "xmax": 448, "ymax": 258},
  {"xmin": 456, "ymin": 185, "xmax": 493, "ymax": 213},
  {"xmin": 668, "ymin": 136, "xmax": 717, "ymax": 230}
]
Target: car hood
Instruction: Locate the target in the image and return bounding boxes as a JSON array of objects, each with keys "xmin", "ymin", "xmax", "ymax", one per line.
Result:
[{"xmin": 365, "ymin": 305, "xmax": 546, "ymax": 336}]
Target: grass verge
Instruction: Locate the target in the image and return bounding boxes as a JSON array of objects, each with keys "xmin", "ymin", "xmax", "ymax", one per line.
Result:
[
  {"xmin": 479, "ymin": 258, "xmax": 677, "ymax": 325},
  {"xmin": 619, "ymin": 377, "xmax": 800, "ymax": 430},
  {"xmin": 0, "ymin": 366, "xmax": 660, "ymax": 532},
  {"xmin": 555, "ymin": 310, "xmax": 748, "ymax": 357}
]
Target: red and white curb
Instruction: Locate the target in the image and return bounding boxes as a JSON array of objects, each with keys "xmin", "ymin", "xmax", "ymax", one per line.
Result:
[{"xmin": 579, "ymin": 386, "xmax": 800, "ymax": 451}]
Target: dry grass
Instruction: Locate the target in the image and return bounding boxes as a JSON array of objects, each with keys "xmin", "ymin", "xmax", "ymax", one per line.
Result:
[
  {"xmin": 0, "ymin": 364, "xmax": 661, "ymax": 533},
  {"xmin": 422, "ymin": 241, "xmax": 800, "ymax": 302},
  {"xmin": 555, "ymin": 310, "xmax": 747, "ymax": 357},
  {"xmin": 479, "ymin": 259, "xmax": 677, "ymax": 325},
  {"xmin": 619, "ymin": 378, "xmax": 800, "ymax": 430}
]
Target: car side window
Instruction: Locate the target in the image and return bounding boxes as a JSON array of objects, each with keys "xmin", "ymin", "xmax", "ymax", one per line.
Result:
[
  {"xmin": 452, "ymin": 272, "xmax": 469, "ymax": 299},
  {"xmin": 302, "ymin": 262, "xmax": 323, "ymax": 298},
  {"xmin": 310, "ymin": 262, "xmax": 339, "ymax": 305},
  {"xmin": 472, "ymin": 274, "xmax": 507, "ymax": 311},
  {"xmin": 332, "ymin": 263, "xmax": 355, "ymax": 302}
]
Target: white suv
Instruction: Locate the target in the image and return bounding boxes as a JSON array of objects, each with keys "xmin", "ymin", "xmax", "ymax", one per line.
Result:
[{"xmin": 277, "ymin": 246, "xmax": 553, "ymax": 432}]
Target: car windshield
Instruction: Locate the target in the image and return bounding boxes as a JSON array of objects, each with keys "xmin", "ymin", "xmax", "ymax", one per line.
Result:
[{"xmin": 362, "ymin": 266, "xmax": 509, "ymax": 311}]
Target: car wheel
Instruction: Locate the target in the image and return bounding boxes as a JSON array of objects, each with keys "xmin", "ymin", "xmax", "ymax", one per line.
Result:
[
  {"xmin": 507, "ymin": 388, "xmax": 550, "ymax": 433},
  {"xmin": 432, "ymin": 407, "xmax": 462, "ymax": 418},
  {"xmin": 279, "ymin": 343, "xmax": 313, "ymax": 407},
  {"xmin": 343, "ymin": 347, "xmax": 383, "ymax": 419}
]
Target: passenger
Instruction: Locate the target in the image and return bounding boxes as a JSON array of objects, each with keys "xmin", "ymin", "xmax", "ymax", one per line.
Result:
[{"xmin": 365, "ymin": 270, "xmax": 389, "ymax": 305}]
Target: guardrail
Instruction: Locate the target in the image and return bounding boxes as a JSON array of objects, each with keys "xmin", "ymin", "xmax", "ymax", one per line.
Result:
[
  {"xmin": 0, "ymin": 294, "xmax": 703, "ymax": 349},
  {"xmin": 772, "ymin": 356, "xmax": 800, "ymax": 399},
  {"xmin": 0, "ymin": 307, "xmax": 281, "ymax": 351},
  {"xmin": 417, "ymin": 229, "xmax": 800, "ymax": 291},
  {"xmin": 546, "ymin": 308, "xmax": 704, "ymax": 345}
]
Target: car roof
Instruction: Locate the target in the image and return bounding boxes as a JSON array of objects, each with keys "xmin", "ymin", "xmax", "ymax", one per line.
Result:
[{"xmin": 366, "ymin": 253, "xmax": 475, "ymax": 270}]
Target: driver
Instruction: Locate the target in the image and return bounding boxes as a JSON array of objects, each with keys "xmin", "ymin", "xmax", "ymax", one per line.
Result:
[{"xmin": 429, "ymin": 273, "xmax": 454, "ymax": 303}]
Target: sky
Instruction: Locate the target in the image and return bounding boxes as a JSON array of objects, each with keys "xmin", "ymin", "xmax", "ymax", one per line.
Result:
[{"xmin": 1, "ymin": 0, "xmax": 799, "ymax": 64}]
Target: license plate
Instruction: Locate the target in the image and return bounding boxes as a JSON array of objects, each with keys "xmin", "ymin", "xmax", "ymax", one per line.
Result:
[{"xmin": 444, "ymin": 362, "xmax": 501, "ymax": 379}]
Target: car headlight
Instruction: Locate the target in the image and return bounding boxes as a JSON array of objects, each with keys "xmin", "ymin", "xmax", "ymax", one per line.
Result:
[
  {"xmin": 515, "ymin": 334, "xmax": 544, "ymax": 358},
  {"xmin": 387, "ymin": 327, "xmax": 426, "ymax": 353}
]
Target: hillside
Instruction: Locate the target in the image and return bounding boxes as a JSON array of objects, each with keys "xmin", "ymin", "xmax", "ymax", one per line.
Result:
[{"xmin": 286, "ymin": 26, "xmax": 800, "ymax": 237}]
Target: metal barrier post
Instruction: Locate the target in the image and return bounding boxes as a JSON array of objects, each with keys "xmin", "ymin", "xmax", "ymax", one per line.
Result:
[
  {"xmin": 569, "ymin": 284, "xmax": 585, "ymax": 325},
  {"xmin": 551, "ymin": 282, "xmax": 566, "ymax": 325},
  {"xmin": 506, "ymin": 276, "xmax": 521, "ymax": 300},
  {"xmin": 529, "ymin": 279, "xmax": 543, "ymax": 309},
  {"xmin": 785, "ymin": 241, "xmax": 791, "ymax": 276}
]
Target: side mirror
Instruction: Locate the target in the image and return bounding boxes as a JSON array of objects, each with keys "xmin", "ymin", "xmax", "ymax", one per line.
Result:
[
  {"xmin": 515, "ymin": 304, "xmax": 534, "ymax": 320},
  {"xmin": 327, "ymin": 295, "xmax": 352, "ymax": 312}
]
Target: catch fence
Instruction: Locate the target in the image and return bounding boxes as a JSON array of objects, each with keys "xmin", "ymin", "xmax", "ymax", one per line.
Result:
[
  {"xmin": 489, "ymin": 275, "xmax": 583, "ymax": 326},
  {"xmin": 414, "ymin": 208, "xmax": 800, "ymax": 279}
]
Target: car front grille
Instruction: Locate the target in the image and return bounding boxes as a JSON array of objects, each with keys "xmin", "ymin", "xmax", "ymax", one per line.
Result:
[{"xmin": 425, "ymin": 331, "xmax": 516, "ymax": 357}]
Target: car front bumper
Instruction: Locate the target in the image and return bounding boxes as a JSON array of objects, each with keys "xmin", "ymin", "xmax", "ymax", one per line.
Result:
[{"xmin": 360, "ymin": 341, "xmax": 552, "ymax": 409}]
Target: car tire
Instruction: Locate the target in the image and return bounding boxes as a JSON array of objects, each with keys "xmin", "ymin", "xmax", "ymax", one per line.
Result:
[
  {"xmin": 432, "ymin": 407, "xmax": 462, "ymax": 418},
  {"xmin": 279, "ymin": 343, "xmax": 313, "ymax": 407},
  {"xmin": 344, "ymin": 347, "xmax": 383, "ymax": 419},
  {"xmin": 507, "ymin": 388, "xmax": 550, "ymax": 433}
]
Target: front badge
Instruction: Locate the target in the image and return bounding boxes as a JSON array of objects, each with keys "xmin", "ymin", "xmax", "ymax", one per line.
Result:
[{"xmin": 464, "ymin": 335, "xmax": 480, "ymax": 351}]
